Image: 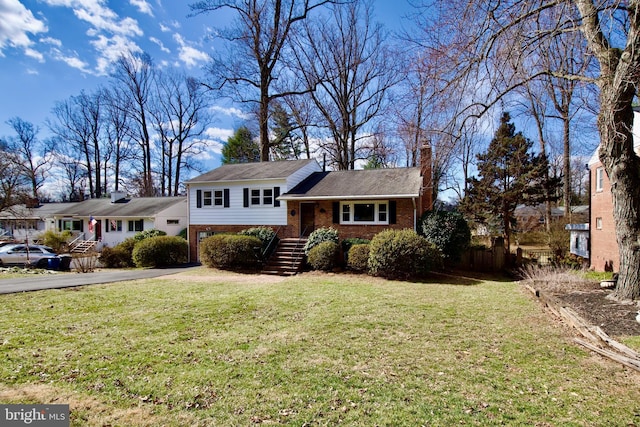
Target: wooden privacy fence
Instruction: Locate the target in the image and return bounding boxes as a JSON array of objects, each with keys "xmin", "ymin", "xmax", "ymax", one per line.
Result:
[{"xmin": 454, "ymin": 246, "xmax": 506, "ymax": 272}]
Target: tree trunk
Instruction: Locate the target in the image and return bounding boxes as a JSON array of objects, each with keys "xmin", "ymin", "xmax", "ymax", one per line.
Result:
[{"xmin": 599, "ymin": 101, "xmax": 640, "ymax": 300}]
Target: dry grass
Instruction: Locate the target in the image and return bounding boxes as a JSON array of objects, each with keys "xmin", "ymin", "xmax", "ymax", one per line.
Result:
[{"xmin": 1, "ymin": 267, "xmax": 639, "ymax": 425}]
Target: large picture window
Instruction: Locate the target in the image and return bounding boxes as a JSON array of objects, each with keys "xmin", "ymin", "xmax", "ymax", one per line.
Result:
[{"xmin": 340, "ymin": 201, "xmax": 389, "ymax": 224}]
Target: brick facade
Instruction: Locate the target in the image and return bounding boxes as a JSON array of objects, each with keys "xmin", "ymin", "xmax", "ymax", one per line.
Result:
[{"xmin": 589, "ymin": 162, "xmax": 618, "ymax": 271}]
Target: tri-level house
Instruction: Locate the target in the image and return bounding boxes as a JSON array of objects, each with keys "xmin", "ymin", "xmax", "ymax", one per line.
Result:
[{"xmin": 186, "ymin": 146, "xmax": 434, "ymax": 268}]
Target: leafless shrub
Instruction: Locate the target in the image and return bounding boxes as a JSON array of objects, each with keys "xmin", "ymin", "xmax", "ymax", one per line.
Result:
[
  {"xmin": 73, "ymin": 252, "xmax": 98, "ymax": 273},
  {"xmin": 518, "ymin": 264, "xmax": 593, "ymax": 293}
]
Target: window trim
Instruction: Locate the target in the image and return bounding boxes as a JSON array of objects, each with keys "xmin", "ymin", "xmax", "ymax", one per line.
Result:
[
  {"xmin": 340, "ymin": 201, "xmax": 389, "ymax": 225},
  {"xmin": 595, "ymin": 167, "xmax": 604, "ymax": 192}
]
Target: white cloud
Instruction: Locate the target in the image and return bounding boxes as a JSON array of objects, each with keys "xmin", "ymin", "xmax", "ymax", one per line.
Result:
[
  {"xmin": 129, "ymin": 0, "xmax": 153, "ymax": 16},
  {"xmin": 149, "ymin": 36, "xmax": 170, "ymax": 53},
  {"xmin": 210, "ymin": 106, "xmax": 251, "ymax": 120},
  {"xmin": 205, "ymin": 126, "xmax": 234, "ymax": 141},
  {"xmin": 39, "ymin": 36, "xmax": 62, "ymax": 47},
  {"xmin": 91, "ymin": 34, "xmax": 142, "ymax": 75},
  {"xmin": 0, "ymin": 0, "xmax": 48, "ymax": 57},
  {"xmin": 43, "ymin": 0, "xmax": 144, "ymax": 75},
  {"xmin": 173, "ymin": 33, "xmax": 209, "ymax": 68},
  {"xmin": 51, "ymin": 47, "xmax": 90, "ymax": 72}
]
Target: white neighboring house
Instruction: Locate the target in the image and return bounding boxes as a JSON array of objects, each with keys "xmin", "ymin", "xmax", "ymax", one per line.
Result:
[
  {"xmin": 52, "ymin": 192, "xmax": 187, "ymax": 249},
  {"xmin": 0, "ymin": 201, "xmax": 78, "ymax": 242}
]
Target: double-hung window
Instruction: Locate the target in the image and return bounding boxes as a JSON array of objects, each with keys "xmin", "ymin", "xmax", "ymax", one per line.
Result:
[
  {"xmin": 243, "ymin": 187, "xmax": 281, "ymax": 207},
  {"xmin": 595, "ymin": 167, "xmax": 605, "ymax": 192},
  {"xmin": 197, "ymin": 188, "xmax": 229, "ymax": 208}
]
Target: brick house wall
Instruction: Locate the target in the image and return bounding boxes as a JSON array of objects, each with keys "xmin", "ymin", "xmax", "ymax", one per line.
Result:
[
  {"xmin": 285, "ymin": 199, "xmax": 416, "ymax": 240},
  {"xmin": 589, "ymin": 161, "xmax": 618, "ymax": 271}
]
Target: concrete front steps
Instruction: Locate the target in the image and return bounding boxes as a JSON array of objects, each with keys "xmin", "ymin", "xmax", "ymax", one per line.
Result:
[{"xmin": 262, "ymin": 237, "xmax": 307, "ymax": 276}]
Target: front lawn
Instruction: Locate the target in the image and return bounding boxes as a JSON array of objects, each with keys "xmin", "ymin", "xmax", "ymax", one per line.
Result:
[{"xmin": 0, "ymin": 268, "xmax": 639, "ymax": 425}]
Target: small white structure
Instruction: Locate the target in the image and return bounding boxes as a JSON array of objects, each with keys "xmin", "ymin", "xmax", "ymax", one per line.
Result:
[{"xmin": 566, "ymin": 223, "xmax": 590, "ymax": 259}]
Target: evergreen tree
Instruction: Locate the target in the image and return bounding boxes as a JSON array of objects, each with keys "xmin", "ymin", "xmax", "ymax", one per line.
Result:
[
  {"xmin": 461, "ymin": 112, "xmax": 558, "ymax": 254},
  {"xmin": 269, "ymin": 102, "xmax": 302, "ymax": 160},
  {"xmin": 221, "ymin": 126, "xmax": 260, "ymax": 164}
]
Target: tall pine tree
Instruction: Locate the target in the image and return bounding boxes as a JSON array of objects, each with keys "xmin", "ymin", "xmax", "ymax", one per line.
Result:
[
  {"xmin": 461, "ymin": 112, "xmax": 558, "ymax": 254},
  {"xmin": 221, "ymin": 126, "xmax": 260, "ymax": 164}
]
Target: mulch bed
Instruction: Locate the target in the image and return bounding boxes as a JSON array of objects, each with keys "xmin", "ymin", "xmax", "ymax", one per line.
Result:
[{"xmin": 528, "ymin": 278, "xmax": 640, "ymax": 338}]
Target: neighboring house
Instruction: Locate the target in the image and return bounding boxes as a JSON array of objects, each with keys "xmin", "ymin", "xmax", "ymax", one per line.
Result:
[
  {"xmin": 587, "ymin": 108, "xmax": 640, "ymax": 271},
  {"xmin": 52, "ymin": 191, "xmax": 187, "ymax": 250},
  {"xmin": 0, "ymin": 201, "xmax": 78, "ymax": 242},
  {"xmin": 514, "ymin": 204, "xmax": 589, "ymax": 233},
  {"xmin": 186, "ymin": 146, "xmax": 433, "ymax": 262}
]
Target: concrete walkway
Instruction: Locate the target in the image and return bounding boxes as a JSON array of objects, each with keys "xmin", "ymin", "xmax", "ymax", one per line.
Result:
[{"xmin": 0, "ymin": 265, "xmax": 199, "ymax": 294}]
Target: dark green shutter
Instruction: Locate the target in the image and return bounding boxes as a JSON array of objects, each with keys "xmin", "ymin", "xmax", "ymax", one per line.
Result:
[
  {"xmin": 389, "ymin": 201, "xmax": 397, "ymax": 224},
  {"xmin": 223, "ymin": 189, "xmax": 230, "ymax": 208},
  {"xmin": 243, "ymin": 188, "xmax": 249, "ymax": 207},
  {"xmin": 196, "ymin": 190, "xmax": 202, "ymax": 208},
  {"xmin": 332, "ymin": 202, "xmax": 340, "ymax": 223},
  {"xmin": 274, "ymin": 187, "xmax": 280, "ymax": 207}
]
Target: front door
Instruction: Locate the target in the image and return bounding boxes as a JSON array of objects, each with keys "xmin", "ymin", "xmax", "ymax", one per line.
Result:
[{"xmin": 300, "ymin": 203, "xmax": 315, "ymax": 237}]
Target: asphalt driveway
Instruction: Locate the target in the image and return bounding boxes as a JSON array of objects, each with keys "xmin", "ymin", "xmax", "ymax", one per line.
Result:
[{"xmin": 0, "ymin": 265, "xmax": 200, "ymax": 294}]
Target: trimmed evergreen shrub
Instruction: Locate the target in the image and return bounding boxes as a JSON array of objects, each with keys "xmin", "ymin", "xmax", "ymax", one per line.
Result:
[
  {"xmin": 41, "ymin": 230, "xmax": 72, "ymax": 253},
  {"xmin": 341, "ymin": 237, "xmax": 370, "ymax": 253},
  {"xmin": 99, "ymin": 238, "xmax": 137, "ymax": 268},
  {"xmin": 133, "ymin": 229, "xmax": 167, "ymax": 241},
  {"xmin": 368, "ymin": 229, "xmax": 443, "ymax": 279},
  {"xmin": 200, "ymin": 234, "xmax": 262, "ymax": 271},
  {"xmin": 419, "ymin": 210, "xmax": 471, "ymax": 262},
  {"xmin": 303, "ymin": 227, "xmax": 339, "ymax": 255},
  {"xmin": 347, "ymin": 243, "xmax": 370, "ymax": 272},
  {"xmin": 132, "ymin": 235, "xmax": 188, "ymax": 267},
  {"xmin": 307, "ymin": 241, "xmax": 338, "ymax": 271},
  {"xmin": 239, "ymin": 227, "xmax": 278, "ymax": 255}
]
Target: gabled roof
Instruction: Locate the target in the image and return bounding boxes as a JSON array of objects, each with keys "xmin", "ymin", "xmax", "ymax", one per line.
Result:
[
  {"xmin": 0, "ymin": 203, "xmax": 78, "ymax": 220},
  {"xmin": 186, "ymin": 159, "xmax": 318, "ymax": 183},
  {"xmin": 279, "ymin": 168, "xmax": 422, "ymax": 200},
  {"xmin": 52, "ymin": 197, "xmax": 186, "ymax": 218}
]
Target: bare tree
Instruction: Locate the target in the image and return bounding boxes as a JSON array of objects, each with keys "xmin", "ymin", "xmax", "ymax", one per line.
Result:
[
  {"xmin": 4, "ymin": 118, "xmax": 53, "ymax": 200},
  {"xmin": 110, "ymin": 51, "xmax": 156, "ymax": 196},
  {"xmin": 150, "ymin": 70, "xmax": 212, "ymax": 196},
  {"xmin": 292, "ymin": 0, "xmax": 399, "ymax": 170},
  {"xmin": 51, "ymin": 135, "xmax": 88, "ymax": 201},
  {"xmin": 49, "ymin": 91, "xmax": 105, "ymax": 198},
  {"xmin": 0, "ymin": 139, "xmax": 29, "ymax": 211},
  {"xmin": 191, "ymin": 0, "xmax": 336, "ymax": 162},
  {"xmin": 411, "ymin": 0, "xmax": 640, "ymax": 300}
]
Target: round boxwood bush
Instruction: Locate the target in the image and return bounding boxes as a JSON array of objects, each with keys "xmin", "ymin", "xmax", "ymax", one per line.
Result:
[
  {"xmin": 368, "ymin": 229, "xmax": 442, "ymax": 279},
  {"xmin": 307, "ymin": 241, "xmax": 338, "ymax": 271},
  {"xmin": 347, "ymin": 243, "xmax": 370, "ymax": 272},
  {"xmin": 200, "ymin": 234, "xmax": 262, "ymax": 271},
  {"xmin": 132, "ymin": 235, "xmax": 188, "ymax": 267},
  {"xmin": 303, "ymin": 227, "xmax": 339, "ymax": 255}
]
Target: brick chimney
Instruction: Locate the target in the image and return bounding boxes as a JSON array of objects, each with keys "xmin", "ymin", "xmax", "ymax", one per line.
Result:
[{"xmin": 419, "ymin": 144, "xmax": 433, "ymax": 213}]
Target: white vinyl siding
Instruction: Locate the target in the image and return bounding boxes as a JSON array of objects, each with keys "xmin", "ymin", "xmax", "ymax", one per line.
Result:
[{"xmin": 189, "ymin": 181, "xmax": 288, "ymax": 226}]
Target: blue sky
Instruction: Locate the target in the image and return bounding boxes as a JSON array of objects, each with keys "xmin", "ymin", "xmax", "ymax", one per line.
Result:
[{"xmin": 0, "ymin": 0, "xmax": 413, "ymax": 158}]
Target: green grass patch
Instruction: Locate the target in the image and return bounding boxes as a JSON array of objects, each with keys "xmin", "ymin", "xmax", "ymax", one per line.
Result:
[{"xmin": 0, "ymin": 268, "xmax": 639, "ymax": 425}]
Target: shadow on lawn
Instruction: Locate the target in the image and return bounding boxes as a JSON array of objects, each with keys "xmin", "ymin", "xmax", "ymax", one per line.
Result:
[{"xmin": 415, "ymin": 269, "xmax": 514, "ymax": 286}]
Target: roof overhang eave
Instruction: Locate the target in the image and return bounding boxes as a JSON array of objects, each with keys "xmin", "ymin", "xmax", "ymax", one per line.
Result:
[{"xmin": 278, "ymin": 194, "xmax": 420, "ymax": 201}]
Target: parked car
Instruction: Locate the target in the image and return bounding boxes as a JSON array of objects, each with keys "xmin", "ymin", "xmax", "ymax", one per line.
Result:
[{"xmin": 0, "ymin": 244, "xmax": 60, "ymax": 268}]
